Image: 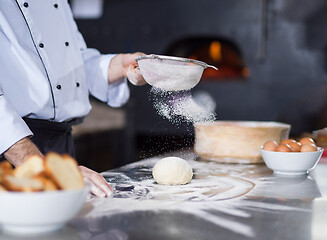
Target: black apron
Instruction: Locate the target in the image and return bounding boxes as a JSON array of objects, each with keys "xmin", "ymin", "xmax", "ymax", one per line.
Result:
[{"xmin": 22, "ymin": 117, "xmax": 83, "ymax": 158}]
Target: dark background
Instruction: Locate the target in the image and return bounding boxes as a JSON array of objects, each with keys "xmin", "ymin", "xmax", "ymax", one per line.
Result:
[{"xmin": 72, "ymin": 0, "xmax": 327, "ymax": 171}]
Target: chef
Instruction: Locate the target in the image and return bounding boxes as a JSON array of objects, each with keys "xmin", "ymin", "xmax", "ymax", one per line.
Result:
[{"xmin": 0, "ymin": 0, "xmax": 146, "ymax": 197}]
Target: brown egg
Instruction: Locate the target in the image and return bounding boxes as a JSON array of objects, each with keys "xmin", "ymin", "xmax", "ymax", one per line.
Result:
[
  {"xmin": 299, "ymin": 137, "xmax": 315, "ymax": 146},
  {"xmin": 300, "ymin": 143, "xmax": 317, "ymax": 152},
  {"xmin": 262, "ymin": 140, "xmax": 278, "ymax": 151},
  {"xmin": 288, "ymin": 141, "xmax": 302, "ymax": 152},
  {"xmin": 276, "ymin": 144, "xmax": 292, "ymax": 152},
  {"xmin": 280, "ymin": 139, "xmax": 296, "ymax": 145}
]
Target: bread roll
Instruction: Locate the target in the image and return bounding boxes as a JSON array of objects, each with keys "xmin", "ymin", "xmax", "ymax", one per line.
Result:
[
  {"xmin": 0, "ymin": 161, "xmax": 13, "ymax": 175},
  {"xmin": 0, "ymin": 161, "xmax": 13, "ymax": 183},
  {"xmin": 3, "ymin": 175, "xmax": 43, "ymax": 192},
  {"xmin": 0, "ymin": 184, "xmax": 7, "ymax": 191},
  {"xmin": 14, "ymin": 155, "xmax": 44, "ymax": 178},
  {"xmin": 33, "ymin": 174, "xmax": 59, "ymax": 191},
  {"xmin": 45, "ymin": 152, "xmax": 84, "ymax": 190}
]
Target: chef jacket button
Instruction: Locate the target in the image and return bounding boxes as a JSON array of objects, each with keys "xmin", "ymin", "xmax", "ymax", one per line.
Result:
[
  {"xmin": 65, "ymin": 42, "xmax": 69, "ymax": 46},
  {"xmin": 54, "ymin": 3, "xmax": 58, "ymax": 8},
  {"xmin": 56, "ymin": 85, "xmax": 61, "ymax": 90},
  {"xmin": 39, "ymin": 43, "xmax": 44, "ymax": 48},
  {"xmin": 76, "ymin": 82, "xmax": 80, "ymax": 87},
  {"xmin": 23, "ymin": 2, "xmax": 29, "ymax": 8}
]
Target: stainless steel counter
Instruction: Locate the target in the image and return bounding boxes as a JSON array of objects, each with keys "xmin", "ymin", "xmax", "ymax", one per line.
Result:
[{"xmin": 2, "ymin": 150, "xmax": 327, "ymax": 240}]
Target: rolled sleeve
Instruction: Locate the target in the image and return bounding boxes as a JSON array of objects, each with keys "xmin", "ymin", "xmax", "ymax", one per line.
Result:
[
  {"xmin": 82, "ymin": 49, "xmax": 130, "ymax": 107},
  {"xmin": 0, "ymin": 94, "xmax": 33, "ymax": 155}
]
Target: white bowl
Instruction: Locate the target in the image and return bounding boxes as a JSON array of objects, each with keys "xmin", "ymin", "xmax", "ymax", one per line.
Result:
[
  {"xmin": 0, "ymin": 184, "xmax": 90, "ymax": 235},
  {"xmin": 260, "ymin": 147, "xmax": 324, "ymax": 176}
]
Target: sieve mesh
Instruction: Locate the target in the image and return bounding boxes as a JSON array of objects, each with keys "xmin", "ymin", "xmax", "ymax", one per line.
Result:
[{"xmin": 136, "ymin": 55, "xmax": 217, "ymax": 91}]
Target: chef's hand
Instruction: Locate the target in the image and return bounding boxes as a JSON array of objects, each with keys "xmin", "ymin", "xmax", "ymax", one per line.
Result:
[
  {"xmin": 108, "ymin": 52, "xmax": 147, "ymax": 86},
  {"xmin": 79, "ymin": 166, "xmax": 113, "ymax": 198}
]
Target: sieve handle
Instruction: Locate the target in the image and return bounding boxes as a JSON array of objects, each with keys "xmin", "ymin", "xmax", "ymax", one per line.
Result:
[{"xmin": 205, "ymin": 64, "xmax": 218, "ymax": 70}]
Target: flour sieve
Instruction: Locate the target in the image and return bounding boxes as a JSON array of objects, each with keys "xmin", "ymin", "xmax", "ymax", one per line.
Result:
[{"xmin": 135, "ymin": 54, "xmax": 218, "ymax": 91}]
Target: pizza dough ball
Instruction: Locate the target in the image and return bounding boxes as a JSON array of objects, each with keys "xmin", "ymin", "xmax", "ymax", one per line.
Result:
[{"xmin": 152, "ymin": 157, "xmax": 193, "ymax": 185}]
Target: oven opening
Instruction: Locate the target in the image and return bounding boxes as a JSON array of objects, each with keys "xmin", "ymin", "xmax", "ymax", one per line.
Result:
[{"xmin": 165, "ymin": 37, "xmax": 250, "ymax": 81}]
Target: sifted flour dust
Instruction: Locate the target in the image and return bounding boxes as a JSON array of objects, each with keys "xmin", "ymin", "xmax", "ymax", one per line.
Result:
[{"xmin": 150, "ymin": 87, "xmax": 216, "ymax": 124}]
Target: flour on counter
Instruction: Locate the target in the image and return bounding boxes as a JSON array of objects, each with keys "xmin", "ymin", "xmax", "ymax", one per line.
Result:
[{"xmin": 80, "ymin": 153, "xmax": 309, "ymax": 238}]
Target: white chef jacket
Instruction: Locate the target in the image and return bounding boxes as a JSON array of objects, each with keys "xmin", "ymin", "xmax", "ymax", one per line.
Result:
[{"xmin": 0, "ymin": 0, "xmax": 130, "ymax": 155}]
